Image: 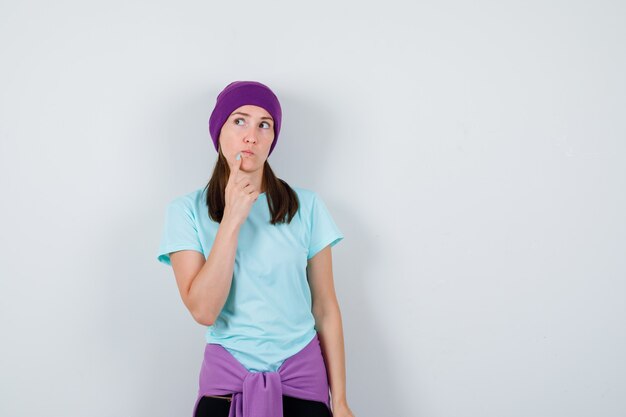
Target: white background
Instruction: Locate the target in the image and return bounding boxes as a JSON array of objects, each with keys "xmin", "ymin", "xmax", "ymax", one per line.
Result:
[{"xmin": 1, "ymin": 1, "xmax": 624, "ymax": 416}]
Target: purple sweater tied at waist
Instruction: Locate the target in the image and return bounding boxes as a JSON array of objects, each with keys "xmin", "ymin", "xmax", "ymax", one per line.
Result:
[{"xmin": 192, "ymin": 332, "xmax": 333, "ymax": 417}]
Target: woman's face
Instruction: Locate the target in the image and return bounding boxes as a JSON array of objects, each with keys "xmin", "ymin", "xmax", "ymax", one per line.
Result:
[{"xmin": 219, "ymin": 104, "xmax": 275, "ymax": 172}]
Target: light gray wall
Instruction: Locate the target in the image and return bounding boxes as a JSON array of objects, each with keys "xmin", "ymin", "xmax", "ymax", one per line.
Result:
[{"xmin": 1, "ymin": 1, "xmax": 624, "ymax": 416}]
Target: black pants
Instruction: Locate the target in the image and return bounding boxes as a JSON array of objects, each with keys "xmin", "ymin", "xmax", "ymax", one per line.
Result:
[{"xmin": 195, "ymin": 393, "xmax": 332, "ymax": 417}]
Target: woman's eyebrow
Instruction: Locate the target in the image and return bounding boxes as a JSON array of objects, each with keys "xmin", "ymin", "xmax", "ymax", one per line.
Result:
[{"xmin": 231, "ymin": 112, "xmax": 273, "ymax": 121}]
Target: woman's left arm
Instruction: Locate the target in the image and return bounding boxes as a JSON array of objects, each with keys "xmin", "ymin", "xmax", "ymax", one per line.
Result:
[{"xmin": 307, "ymin": 245, "xmax": 356, "ymax": 417}]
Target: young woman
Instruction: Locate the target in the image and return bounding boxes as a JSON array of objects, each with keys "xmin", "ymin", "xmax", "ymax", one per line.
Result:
[{"xmin": 157, "ymin": 81, "xmax": 356, "ymax": 417}]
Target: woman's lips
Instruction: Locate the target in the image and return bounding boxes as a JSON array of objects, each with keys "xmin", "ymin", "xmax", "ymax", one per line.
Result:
[{"xmin": 242, "ymin": 151, "xmax": 254, "ymax": 156}]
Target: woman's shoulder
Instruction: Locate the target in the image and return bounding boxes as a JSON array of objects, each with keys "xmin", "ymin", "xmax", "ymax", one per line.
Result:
[
  {"xmin": 167, "ymin": 185, "xmax": 321, "ymax": 212},
  {"xmin": 290, "ymin": 185, "xmax": 319, "ymax": 204},
  {"xmin": 166, "ymin": 186, "xmax": 206, "ymax": 211}
]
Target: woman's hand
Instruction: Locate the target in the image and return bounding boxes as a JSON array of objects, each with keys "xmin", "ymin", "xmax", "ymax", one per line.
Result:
[
  {"xmin": 223, "ymin": 152, "xmax": 260, "ymax": 226},
  {"xmin": 332, "ymin": 401, "xmax": 356, "ymax": 417}
]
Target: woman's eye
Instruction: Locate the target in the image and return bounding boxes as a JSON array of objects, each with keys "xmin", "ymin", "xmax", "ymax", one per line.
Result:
[{"xmin": 234, "ymin": 118, "xmax": 270, "ymax": 129}]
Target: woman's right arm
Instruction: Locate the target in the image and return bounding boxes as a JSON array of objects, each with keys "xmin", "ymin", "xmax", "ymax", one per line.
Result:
[
  {"xmin": 170, "ymin": 216, "xmax": 241, "ymax": 326},
  {"xmin": 169, "ymin": 152, "xmax": 259, "ymax": 326}
]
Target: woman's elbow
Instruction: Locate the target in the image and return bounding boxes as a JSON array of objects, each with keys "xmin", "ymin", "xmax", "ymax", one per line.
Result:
[{"xmin": 191, "ymin": 308, "xmax": 214, "ymax": 326}]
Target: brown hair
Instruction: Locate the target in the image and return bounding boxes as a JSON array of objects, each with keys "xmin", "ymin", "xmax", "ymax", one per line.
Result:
[{"xmin": 204, "ymin": 147, "xmax": 299, "ymax": 224}]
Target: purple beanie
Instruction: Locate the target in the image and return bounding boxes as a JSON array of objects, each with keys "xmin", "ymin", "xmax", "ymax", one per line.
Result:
[{"xmin": 208, "ymin": 81, "xmax": 282, "ymax": 156}]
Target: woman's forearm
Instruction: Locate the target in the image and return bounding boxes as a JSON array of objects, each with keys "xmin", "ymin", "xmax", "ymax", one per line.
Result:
[{"xmin": 315, "ymin": 304, "xmax": 348, "ymax": 406}]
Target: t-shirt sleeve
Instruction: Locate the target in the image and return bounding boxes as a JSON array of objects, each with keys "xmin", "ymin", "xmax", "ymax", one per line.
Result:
[
  {"xmin": 307, "ymin": 192, "xmax": 344, "ymax": 260},
  {"xmin": 156, "ymin": 198, "xmax": 204, "ymax": 266}
]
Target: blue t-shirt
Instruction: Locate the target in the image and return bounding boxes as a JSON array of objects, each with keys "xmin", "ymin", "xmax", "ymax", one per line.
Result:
[{"xmin": 156, "ymin": 185, "xmax": 344, "ymax": 372}]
